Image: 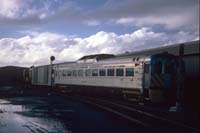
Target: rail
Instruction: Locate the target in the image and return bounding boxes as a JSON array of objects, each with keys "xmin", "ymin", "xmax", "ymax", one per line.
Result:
[
  {"xmin": 54, "ymin": 92, "xmax": 199, "ymax": 133},
  {"xmin": 80, "ymin": 96, "xmax": 199, "ymax": 132}
]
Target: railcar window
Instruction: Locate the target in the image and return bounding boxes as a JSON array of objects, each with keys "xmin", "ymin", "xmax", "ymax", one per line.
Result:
[
  {"xmin": 155, "ymin": 61, "xmax": 162, "ymax": 74},
  {"xmin": 107, "ymin": 69, "xmax": 114, "ymax": 76},
  {"xmin": 59, "ymin": 71, "xmax": 62, "ymax": 76},
  {"xmin": 116, "ymin": 68, "xmax": 124, "ymax": 76},
  {"xmin": 92, "ymin": 69, "xmax": 98, "ymax": 76},
  {"xmin": 99, "ymin": 69, "xmax": 106, "ymax": 76},
  {"xmin": 55, "ymin": 71, "xmax": 57, "ymax": 76},
  {"xmin": 85, "ymin": 69, "xmax": 91, "ymax": 76},
  {"xmin": 144, "ymin": 64, "xmax": 149, "ymax": 73},
  {"xmin": 165, "ymin": 62, "xmax": 174, "ymax": 74},
  {"xmin": 78, "ymin": 70, "xmax": 83, "ymax": 76},
  {"xmin": 67, "ymin": 70, "xmax": 72, "ymax": 76},
  {"xmin": 126, "ymin": 68, "xmax": 134, "ymax": 76},
  {"xmin": 62, "ymin": 70, "xmax": 66, "ymax": 76},
  {"xmin": 72, "ymin": 70, "xmax": 77, "ymax": 76}
]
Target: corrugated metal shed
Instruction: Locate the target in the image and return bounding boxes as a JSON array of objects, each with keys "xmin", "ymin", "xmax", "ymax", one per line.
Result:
[
  {"xmin": 118, "ymin": 40, "xmax": 199, "ymax": 57},
  {"xmin": 115, "ymin": 40, "xmax": 200, "ymax": 77}
]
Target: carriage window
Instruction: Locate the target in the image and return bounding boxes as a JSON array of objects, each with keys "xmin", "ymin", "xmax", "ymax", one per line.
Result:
[
  {"xmin": 67, "ymin": 70, "xmax": 72, "ymax": 76},
  {"xmin": 99, "ymin": 69, "xmax": 106, "ymax": 76},
  {"xmin": 59, "ymin": 71, "xmax": 62, "ymax": 76},
  {"xmin": 144, "ymin": 64, "xmax": 149, "ymax": 73},
  {"xmin": 155, "ymin": 61, "xmax": 162, "ymax": 74},
  {"xmin": 78, "ymin": 70, "xmax": 83, "ymax": 76},
  {"xmin": 56, "ymin": 71, "xmax": 59, "ymax": 76},
  {"xmin": 85, "ymin": 69, "xmax": 91, "ymax": 76},
  {"xmin": 72, "ymin": 70, "xmax": 77, "ymax": 76},
  {"xmin": 126, "ymin": 68, "xmax": 134, "ymax": 76},
  {"xmin": 116, "ymin": 68, "xmax": 124, "ymax": 76},
  {"xmin": 107, "ymin": 69, "xmax": 114, "ymax": 76},
  {"xmin": 165, "ymin": 62, "xmax": 174, "ymax": 74},
  {"xmin": 62, "ymin": 70, "xmax": 66, "ymax": 76},
  {"xmin": 92, "ymin": 69, "xmax": 98, "ymax": 76}
]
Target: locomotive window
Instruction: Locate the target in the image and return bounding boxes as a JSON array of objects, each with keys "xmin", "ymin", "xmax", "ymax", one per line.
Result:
[
  {"xmin": 107, "ymin": 69, "xmax": 114, "ymax": 76},
  {"xmin": 116, "ymin": 68, "xmax": 124, "ymax": 76},
  {"xmin": 72, "ymin": 70, "xmax": 77, "ymax": 76},
  {"xmin": 85, "ymin": 69, "xmax": 91, "ymax": 76},
  {"xmin": 126, "ymin": 68, "xmax": 134, "ymax": 76},
  {"xmin": 92, "ymin": 69, "xmax": 98, "ymax": 76},
  {"xmin": 144, "ymin": 64, "xmax": 149, "ymax": 73},
  {"xmin": 99, "ymin": 69, "xmax": 106, "ymax": 76},
  {"xmin": 78, "ymin": 70, "xmax": 83, "ymax": 76}
]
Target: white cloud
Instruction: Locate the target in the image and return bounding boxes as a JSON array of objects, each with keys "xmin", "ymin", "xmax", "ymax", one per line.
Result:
[
  {"xmin": 0, "ymin": 0, "xmax": 42, "ymax": 19},
  {"xmin": 116, "ymin": 17, "xmax": 135, "ymax": 25},
  {"xmin": 91, "ymin": 0, "xmax": 199, "ymax": 31},
  {"xmin": 39, "ymin": 13, "xmax": 47, "ymax": 20},
  {"xmin": 0, "ymin": 28, "xmax": 198, "ymax": 67},
  {"xmin": 83, "ymin": 19, "xmax": 100, "ymax": 26},
  {"xmin": 0, "ymin": 0, "xmax": 78, "ymax": 20},
  {"xmin": 115, "ymin": 11, "xmax": 198, "ymax": 29},
  {"xmin": 0, "ymin": 0, "xmax": 23, "ymax": 18}
]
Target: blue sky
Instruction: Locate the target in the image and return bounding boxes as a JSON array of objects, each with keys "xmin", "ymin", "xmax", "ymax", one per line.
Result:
[{"xmin": 0, "ymin": 0, "xmax": 199, "ymax": 66}]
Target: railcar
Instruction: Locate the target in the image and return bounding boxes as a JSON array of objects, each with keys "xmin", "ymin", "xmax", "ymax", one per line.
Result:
[
  {"xmin": 148, "ymin": 53, "xmax": 179, "ymax": 102},
  {"xmin": 31, "ymin": 52, "xmax": 180, "ymax": 103},
  {"xmin": 31, "ymin": 65, "xmax": 51, "ymax": 86}
]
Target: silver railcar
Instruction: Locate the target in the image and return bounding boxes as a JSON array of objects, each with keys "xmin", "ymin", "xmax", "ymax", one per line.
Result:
[{"xmin": 52, "ymin": 53, "xmax": 179, "ymax": 102}]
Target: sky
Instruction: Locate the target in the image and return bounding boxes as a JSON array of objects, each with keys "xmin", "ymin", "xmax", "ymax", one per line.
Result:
[{"xmin": 0, "ymin": 0, "xmax": 199, "ymax": 67}]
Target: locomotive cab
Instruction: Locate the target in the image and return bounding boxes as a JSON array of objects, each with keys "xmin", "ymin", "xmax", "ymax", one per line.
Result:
[{"xmin": 148, "ymin": 52, "xmax": 178, "ymax": 103}]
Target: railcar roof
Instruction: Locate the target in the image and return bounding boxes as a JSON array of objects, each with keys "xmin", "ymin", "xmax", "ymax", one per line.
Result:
[
  {"xmin": 78, "ymin": 54, "xmax": 115, "ymax": 61},
  {"xmin": 98, "ymin": 55, "xmax": 149, "ymax": 64}
]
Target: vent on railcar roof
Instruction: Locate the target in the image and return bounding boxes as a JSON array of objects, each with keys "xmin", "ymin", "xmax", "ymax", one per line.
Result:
[{"xmin": 78, "ymin": 54, "xmax": 115, "ymax": 63}]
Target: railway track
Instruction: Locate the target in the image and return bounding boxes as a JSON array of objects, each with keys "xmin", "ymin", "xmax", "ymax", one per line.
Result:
[
  {"xmin": 54, "ymin": 92, "xmax": 199, "ymax": 133},
  {"xmin": 75, "ymin": 96, "xmax": 199, "ymax": 133}
]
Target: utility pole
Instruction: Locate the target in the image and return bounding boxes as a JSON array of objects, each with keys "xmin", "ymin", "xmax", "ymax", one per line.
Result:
[
  {"xmin": 169, "ymin": 44, "xmax": 185, "ymax": 112},
  {"xmin": 176, "ymin": 44, "xmax": 185, "ymax": 111},
  {"xmin": 49, "ymin": 56, "xmax": 55, "ymax": 96}
]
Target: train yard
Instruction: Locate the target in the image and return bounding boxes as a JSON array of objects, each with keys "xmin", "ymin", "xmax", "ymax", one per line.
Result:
[
  {"xmin": 0, "ymin": 89, "xmax": 140, "ymax": 133},
  {"xmin": 0, "ymin": 40, "xmax": 199, "ymax": 133},
  {"xmin": 55, "ymin": 92, "xmax": 200, "ymax": 133},
  {"xmin": 0, "ymin": 87, "xmax": 199, "ymax": 133}
]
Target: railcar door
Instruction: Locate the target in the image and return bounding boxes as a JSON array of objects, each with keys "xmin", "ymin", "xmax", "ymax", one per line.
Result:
[
  {"xmin": 162, "ymin": 58, "xmax": 178, "ymax": 103},
  {"xmin": 143, "ymin": 63, "xmax": 150, "ymax": 97}
]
